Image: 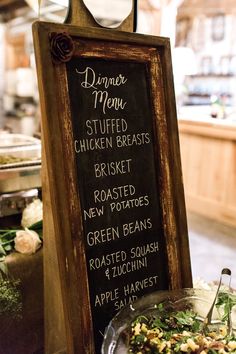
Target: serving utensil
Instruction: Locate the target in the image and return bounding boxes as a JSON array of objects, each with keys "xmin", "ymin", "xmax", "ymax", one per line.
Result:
[{"xmin": 202, "ymin": 268, "xmax": 232, "ymax": 335}]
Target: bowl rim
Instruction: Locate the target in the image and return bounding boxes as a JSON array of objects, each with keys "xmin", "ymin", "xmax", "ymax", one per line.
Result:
[{"xmin": 102, "ymin": 287, "xmax": 235, "ymax": 354}]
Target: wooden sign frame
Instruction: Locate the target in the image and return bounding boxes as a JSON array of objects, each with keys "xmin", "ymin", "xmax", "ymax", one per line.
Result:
[{"xmin": 33, "ymin": 21, "xmax": 192, "ymax": 354}]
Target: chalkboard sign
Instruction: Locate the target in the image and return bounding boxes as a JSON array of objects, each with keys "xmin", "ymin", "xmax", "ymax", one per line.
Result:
[
  {"xmin": 67, "ymin": 57, "xmax": 169, "ymax": 351},
  {"xmin": 33, "ymin": 22, "xmax": 192, "ymax": 354}
]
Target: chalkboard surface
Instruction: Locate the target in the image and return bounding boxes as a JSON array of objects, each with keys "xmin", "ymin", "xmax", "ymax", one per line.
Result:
[
  {"xmin": 66, "ymin": 57, "xmax": 169, "ymax": 351},
  {"xmin": 33, "ymin": 22, "xmax": 192, "ymax": 354}
]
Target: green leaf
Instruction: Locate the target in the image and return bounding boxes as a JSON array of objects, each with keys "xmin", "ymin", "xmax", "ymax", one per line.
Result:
[
  {"xmin": 192, "ymin": 319, "xmax": 201, "ymax": 332},
  {"xmin": 132, "ymin": 315, "xmax": 148, "ymax": 327},
  {"xmin": 0, "ymin": 244, "xmax": 6, "ymax": 256},
  {"xmin": 36, "ymin": 229, "xmax": 43, "ymax": 239},
  {"xmin": 0, "ymin": 230, "xmax": 16, "ymax": 241},
  {"xmin": 1, "ymin": 239, "xmax": 14, "ymax": 246},
  {"xmin": 4, "ymin": 244, "xmax": 13, "ymax": 252},
  {"xmin": 157, "ymin": 302, "xmax": 164, "ymax": 311},
  {"xmin": 0, "ymin": 229, "xmax": 16, "ymax": 233},
  {"xmin": 152, "ymin": 317, "xmax": 169, "ymax": 330},
  {"xmin": 216, "ymin": 291, "xmax": 236, "ymax": 321},
  {"xmin": 133, "ymin": 334, "xmax": 146, "ymax": 344},
  {"xmin": 29, "ymin": 220, "xmax": 43, "ymax": 230},
  {"xmin": 174, "ymin": 310, "xmax": 195, "ymax": 326},
  {"xmin": 0, "ymin": 261, "xmax": 8, "ymax": 275}
]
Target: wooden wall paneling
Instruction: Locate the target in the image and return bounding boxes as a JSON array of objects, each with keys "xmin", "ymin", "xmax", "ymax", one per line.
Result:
[
  {"xmin": 179, "ymin": 119, "xmax": 236, "ymax": 227},
  {"xmin": 225, "ymin": 143, "xmax": 236, "ymax": 205},
  {"xmin": 198, "ymin": 137, "xmax": 215, "ymax": 200},
  {"xmin": 188, "ymin": 135, "xmax": 203, "ymax": 196}
]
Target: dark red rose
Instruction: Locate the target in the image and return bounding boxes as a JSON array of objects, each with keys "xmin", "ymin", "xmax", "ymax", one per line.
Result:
[{"xmin": 49, "ymin": 32, "xmax": 75, "ymax": 64}]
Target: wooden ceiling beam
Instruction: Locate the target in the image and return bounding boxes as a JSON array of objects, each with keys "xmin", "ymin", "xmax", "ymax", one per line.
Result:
[{"xmin": 178, "ymin": 0, "xmax": 236, "ymax": 17}]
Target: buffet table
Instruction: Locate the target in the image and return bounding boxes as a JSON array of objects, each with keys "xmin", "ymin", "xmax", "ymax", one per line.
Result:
[{"xmin": 178, "ymin": 115, "xmax": 236, "ymax": 227}]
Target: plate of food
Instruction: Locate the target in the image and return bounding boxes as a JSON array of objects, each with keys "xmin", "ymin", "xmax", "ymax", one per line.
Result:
[{"xmin": 102, "ymin": 288, "xmax": 236, "ymax": 353}]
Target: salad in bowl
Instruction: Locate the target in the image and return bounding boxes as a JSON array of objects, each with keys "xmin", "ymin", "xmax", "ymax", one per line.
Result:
[{"xmin": 102, "ymin": 288, "xmax": 236, "ymax": 354}]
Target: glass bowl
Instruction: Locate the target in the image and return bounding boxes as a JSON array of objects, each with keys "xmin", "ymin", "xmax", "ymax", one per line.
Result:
[{"xmin": 102, "ymin": 288, "xmax": 236, "ymax": 354}]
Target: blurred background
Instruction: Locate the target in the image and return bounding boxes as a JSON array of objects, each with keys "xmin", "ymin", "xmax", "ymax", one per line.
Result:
[{"xmin": 0, "ymin": 0, "xmax": 236, "ymax": 133}]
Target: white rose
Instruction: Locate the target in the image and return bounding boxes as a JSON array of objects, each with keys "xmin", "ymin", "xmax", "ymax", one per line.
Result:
[
  {"xmin": 14, "ymin": 228, "xmax": 42, "ymax": 255},
  {"xmin": 21, "ymin": 199, "xmax": 43, "ymax": 228}
]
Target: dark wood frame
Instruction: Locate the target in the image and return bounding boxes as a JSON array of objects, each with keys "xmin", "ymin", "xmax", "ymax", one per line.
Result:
[{"xmin": 33, "ymin": 21, "xmax": 192, "ymax": 354}]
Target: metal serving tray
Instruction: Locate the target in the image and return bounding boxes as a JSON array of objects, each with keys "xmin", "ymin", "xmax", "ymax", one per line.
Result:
[{"xmin": 0, "ymin": 133, "xmax": 41, "ymax": 193}]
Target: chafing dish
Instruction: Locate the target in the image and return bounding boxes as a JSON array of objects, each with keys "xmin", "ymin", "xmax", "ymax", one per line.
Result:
[{"xmin": 0, "ymin": 133, "xmax": 41, "ymax": 216}]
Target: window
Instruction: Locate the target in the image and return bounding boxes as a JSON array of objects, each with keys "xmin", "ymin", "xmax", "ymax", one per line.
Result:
[
  {"xmin": 176, "ymin": 17, "xmax": 191, "ymax": 46},
  {"xmin": 201, "ymin": 56, "xmax": 212, "ymax": 75},
  {"xmin": 212, "ymin": 14, "xmax": 225, "ymax": 41}
]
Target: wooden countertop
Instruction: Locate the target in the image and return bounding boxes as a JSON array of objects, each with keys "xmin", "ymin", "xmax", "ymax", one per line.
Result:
[{"xmin": 178, "ymin": 116, "xmax": 236, "ymax": 141}]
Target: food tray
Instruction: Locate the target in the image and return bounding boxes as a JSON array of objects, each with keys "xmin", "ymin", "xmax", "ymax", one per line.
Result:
[{"xmin": 0, "ymin": 133, "xmax": 41, "ymax": 193}]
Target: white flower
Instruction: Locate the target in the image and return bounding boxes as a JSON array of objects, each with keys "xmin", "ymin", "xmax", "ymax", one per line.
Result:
[
  {"xmin": 14, "ymin": 228, "xmax": 42, "ymax": 255},
  {"xmin": 21, "ymin": 199, "xmax": 43, "ymax": 228}
]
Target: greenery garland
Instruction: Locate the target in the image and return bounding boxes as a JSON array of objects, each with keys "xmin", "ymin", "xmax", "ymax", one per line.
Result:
[
  {"xmin": 0, "ymin": 276, "xmax": 22, "ymax": 320},
  {"xmin": 0, "ymin": 219, "xmax": 43, "ymax": 319}
]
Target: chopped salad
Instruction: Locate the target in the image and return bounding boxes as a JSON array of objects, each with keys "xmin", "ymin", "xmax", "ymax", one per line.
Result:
[{"xmin": 128, "ymin": 304, "xmax": 236, "ymax": 353}]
